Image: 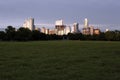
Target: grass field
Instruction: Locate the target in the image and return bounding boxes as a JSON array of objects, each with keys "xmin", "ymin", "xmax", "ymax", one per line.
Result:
[{"xmin": 0, "ymin": 41, "xmax": 120, "ymax": 80}]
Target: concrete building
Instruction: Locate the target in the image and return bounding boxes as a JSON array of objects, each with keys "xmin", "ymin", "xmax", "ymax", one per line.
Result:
[
  {"xmin": 45, "ymin": 29, "xmax": 49, "ymax": 34},
  {"xmin": 82, "ymin": 27, "xmax": 91, "ymax": 35},
  {"xmin": 82, "ymin": 18, "xmax": 101, "ymax": 35},
  {"xmin": 64, "ymin": 26, "xmax": 71, "ymax": 35},
  {"xmin": 82, "ymin": 18, "xmax": 91, "ymax": 35},
  {"xmin": 90, "ymin": 26, "xmax": 94, "ymax": 35},
  {"xmin": 49, "ymin": 29, "xmax": 56, "ymax": 35},
  {"xmin": 94, "ymin": 29, "xmax": 100, "ymax": 35},
  {"xmin": 82, "ymin": 26, "xmax": 100, "ymax": 35},
  {"xmin": 55, "ymin": 20, "xmax": 63, "ymax": 26},
  {"xmin": 23, "ymin": 18, "xmax": 35, "ymax": 31},
  {"xmin": 84, "ymin": 18, "xmax": 89, "ymax": 28},
  {"xmin": 73, "ymin": 23, "xmax": 79, "ymax": 33},
  {"xmin": 55, "ymin": 20, "xmax": 66, "ymax": 35},
  {"xmin": 41, "ymin": 27, "xmax": 46, "ymax": 33}
]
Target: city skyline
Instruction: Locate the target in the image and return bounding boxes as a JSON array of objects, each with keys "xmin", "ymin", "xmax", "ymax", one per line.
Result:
[
  {"xmin": 0, "ymin": 18, "xmax": 120, "ymax": 31},
  {"xmin": 0, "ymin": 0, "xmax": 120, "ymax": 30}
]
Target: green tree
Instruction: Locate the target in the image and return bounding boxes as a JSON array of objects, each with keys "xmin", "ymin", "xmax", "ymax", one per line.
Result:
[
  {"xmin": 105, "ymin": 31, "xmax": 115, "ymax": 41},
  {"xmin": 15, "ymin": 27, "xmax": 32, "ymax": 41},
  {"xmin": 114, "ymin": 30, "xmax": 120, "ymax": 41},
  {"xmin": 0, "ymin": 31, "xmax": 6, "ymax": 41},
  {"xmin": 5, "ymin": 26, "xmax": 16, "ymax": 41},
  {"xmin": 31, "ymin": 30, "xmax": 41, "ymax": 40}
]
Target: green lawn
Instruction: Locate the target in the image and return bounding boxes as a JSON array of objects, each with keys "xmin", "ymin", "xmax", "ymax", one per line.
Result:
[{"xmin": 0, "ymin": 41, "xmax": 120, "ymax": 80}]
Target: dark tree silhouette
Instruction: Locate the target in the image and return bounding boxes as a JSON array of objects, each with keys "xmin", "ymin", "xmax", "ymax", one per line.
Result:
[
  {"xmin": 15, "ymin": 27, "xmax": 32, "ymax": 41},
  {"xmin": 5, "ymin": 26, "xmax": 16, "ymax": 41}
]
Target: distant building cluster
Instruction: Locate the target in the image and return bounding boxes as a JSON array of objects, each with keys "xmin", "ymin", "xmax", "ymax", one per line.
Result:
[
  {"xmin": 23, "ymin": 18, "xmax": 35, "ymax": 31},
  {"xmin": 23, "ymin": 18, "xmax": 101, "ymax": 35},
  {"xmin": 82, "ymin": 18, "xmax": 100, "ymax": 35}
]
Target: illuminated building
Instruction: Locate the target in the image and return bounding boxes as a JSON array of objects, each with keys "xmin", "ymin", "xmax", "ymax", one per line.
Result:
[
  {"xmin": 84, "ymin": 18, "xmax": 89, "ymax": 28},
  {"xmin": 73, "ymin": 23, "xmax": 79, "ymax": 33},
  {"xmin": 94, "ymin": 29, "xmax": 100, "ymax": 35},
  {"xmin": 49, "ymin": 29, "xmax": 56, "ymax": 35},
  {"xmin": 41, "ymin": 27, "xmax": 46, "ymax": 33},
  {"xmin": 64, "ymin": 26, "xmax": 71, "ymax": 35},
  {"xmin": 23, "ymin": 18, "xmax": 35, "ymax": 31},
  {"xmin": 55, "ymin": 20, "xmax": 66, "ymax": 35}
]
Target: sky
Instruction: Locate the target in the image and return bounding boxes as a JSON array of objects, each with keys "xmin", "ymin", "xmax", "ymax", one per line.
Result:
[{"xmin": 0, "ymin": 0, "xmax": 120, "ymax": 30}]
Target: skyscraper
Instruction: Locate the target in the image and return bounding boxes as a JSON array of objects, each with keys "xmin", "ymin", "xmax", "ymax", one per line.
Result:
[
  {"xmin": 55, "ymin": 20, "xmax": 66, "ymax": 35},
  {"xmin": 90, "ymin": 26, "xmax": 94, "ymax": 35},
  {"xmin": 64, "ymin": 26, "xmax": 71, "ymax": 35},
  {"xmin": 73, "ymin": 23, "xmax": 79, "ymax": 33},
  {"xmin": 84, "ymin": 18, "xmax": 89, "ymax": 28},
  {"xmin": 41, "ymin": 27, "xmax": 46, "ymax": 33},
  {"xmin": 23, "ymin": 18, "xmax": 35, "ymax": 31}
]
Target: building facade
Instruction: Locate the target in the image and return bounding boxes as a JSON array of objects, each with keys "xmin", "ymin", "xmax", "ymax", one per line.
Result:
[
  {"xmin": 23, "ymin": 18, "xmax": 35, "ymax": 31},
  {"xmin": 84, "ymin": 18, "xmax": 89, "ymax": 28},
  {"xmin": 73, "ymin": 23, "xmax": 79, "ymax": 33},
  {"xmin": 55, "ymin": 20, "xmax": 66, "ymax": 35}
]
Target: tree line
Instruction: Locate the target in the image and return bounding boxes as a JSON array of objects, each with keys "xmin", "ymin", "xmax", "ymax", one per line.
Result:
[{"xmin": 0, "ymin": 26, "xmax": 120, "ymax": 41}]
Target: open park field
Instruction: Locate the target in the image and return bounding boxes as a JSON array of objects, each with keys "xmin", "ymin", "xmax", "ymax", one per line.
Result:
[{"xmin": 0, "ymin": 41, "xmax": 120, "ymax": 80}]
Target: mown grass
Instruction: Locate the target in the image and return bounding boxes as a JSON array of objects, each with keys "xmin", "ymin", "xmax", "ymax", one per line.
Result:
[{"xmin": 0, "ymin": 41, "xmax": 120, "ymax": 80}]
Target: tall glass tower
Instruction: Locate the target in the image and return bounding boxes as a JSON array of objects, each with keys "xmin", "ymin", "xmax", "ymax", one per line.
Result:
[{"xmin": 84, "ymin": 18, "xmax": 89, "ymax": 28}]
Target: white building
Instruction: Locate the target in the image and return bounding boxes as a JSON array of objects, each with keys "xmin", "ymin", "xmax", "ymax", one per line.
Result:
[
  {"xmin": 84, "ymin": 18, "xmax": 89, "ymax": 28},
  {"xmin": 23, "ymin": 18, "xmax": 35, "ymax": 31},
  {"xmin": 90, "ymin": 26, "xmax": 94, "ymax": 35},
  {"xmin": 73, "ymin": 23, "xmax": 79, "ymax": 33},
  {"xmin": 64, "ymin": 26, "xmax": 71, "ymax": 35},
  {"xmin": 55, "ymin": 20, "xmax": 65, "ymax": 35},
  {"xmin": 41, "ymin": 27, "xmax": 46, "ymax": 33},
  {"xmin": 55, "ymin": 20, "xmax": 63, "ymax": 26}
]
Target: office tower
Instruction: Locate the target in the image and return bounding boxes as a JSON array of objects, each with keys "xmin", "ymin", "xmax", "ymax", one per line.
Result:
[
  {"xmin": 71, "ymin": 26, "xmax": 74, "ymax": 33},
  {"xmin": 23, "ymin": 18, "xmax": 35, "ymax": 31},
  {"xmin": 55, "ymin": 20, "xmax": 63, "ymax": 26},
  {"xmin": 41, "ymin": 27, "xmax": 46, "ymax": 33},
  {"xmin": 84, "ymin": 18, "xmax": 89, "ymax": 28},
  {"xmin": 90, "ymin": 26, "xmax": 94, "ymax": 35},
  {"xmin": 73, "ymin": 23, "xmax": 79, "ymax": 33},
  {"xmin": 55, "ymin": 20, "xmax": 66, "ymax": 35},
  {"xmin": 45, "ymin": 29, "xmax": 49, "ymax": 34},
  {"xmin": 49, "ymin": 29, "xmax": 56, "ymax": 35},
  {"xmin": 82, "ymin": 27, "xmax": 90, "ymax": 35},
  {"xmin": 64, "ymin": 26, "xmax": 71, "ymax": 35}
]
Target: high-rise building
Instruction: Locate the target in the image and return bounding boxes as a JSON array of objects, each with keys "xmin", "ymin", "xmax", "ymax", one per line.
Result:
[
  {"xmin": 49, "ymin": 29, "xmax": 56, "ymax": 35},
  {"xmin": 84, "ymin": 18, "xmax": 89, "ymax": 28},
  {"xmin": 82, "ymin": 27, "xmax": 90, "ymax": 35},
  {"xmin": 73, "ymin": 23, "xmax": 79, "ymax": 33},
  {"xmin": 23, "ymin": 18, "xmax": 35, "ymax": 31},
  {"xmin": 82, "ymin": 18, "xmax": 90, "ymax": 35},
  {"xmin": 45, "ymin": 29, "xmax": 49, "ymax": 34},
  {"xmin": 90, "ymin": 26, "xmax": 94, "ymax": 35},
  {"xmin": 64, "ymin": 26, "xmax": 71, "ymax": 35},
  {"xmin": 41, "ymin": 27, "xmax": 46, "ymax": 33},
  {"xmin": 55, "ymin": 20, "xmax": 63, "ymax": 26},
  {"xmin": 55, "ymin": 20, "xmax": 66, "ymax": 35}
]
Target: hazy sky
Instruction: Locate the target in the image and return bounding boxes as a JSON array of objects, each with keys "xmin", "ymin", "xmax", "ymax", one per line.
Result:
[{"xmin": 0, "ymin": 0, "xmax": 120, "ymax": 29}]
